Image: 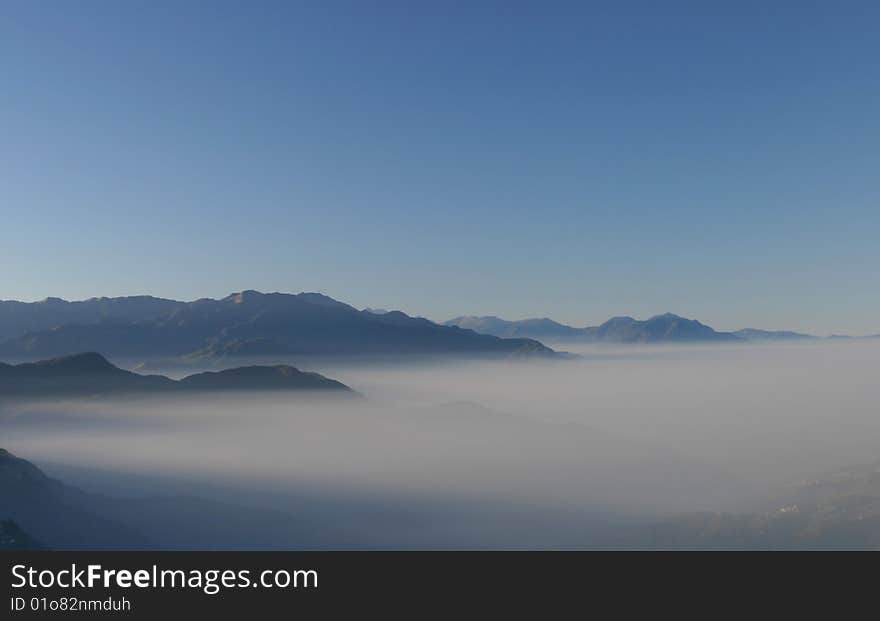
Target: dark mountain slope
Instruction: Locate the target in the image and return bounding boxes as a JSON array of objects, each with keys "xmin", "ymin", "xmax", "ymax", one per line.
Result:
[
  {"xmin": 584, "ymin": 313, "xmax": 742, "ymax": 343},
  {"xmin": 0, "ymin": 352, "xmax": 175, "ymax": 397},
  {"xmin": 0, "ymin": 449, "xmax": 358, "ymax": 550},
  {"xmin": 0, "ymin": 448, "xmax": 151, "ymax": 549}
]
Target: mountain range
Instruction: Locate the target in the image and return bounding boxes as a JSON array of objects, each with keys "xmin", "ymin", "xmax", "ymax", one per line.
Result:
[
  {"xmin": 730, "ymin": 328, "xmax": 815, "ymax": 341},
  {"xmin": 445, "ymin": 313, "xmax": 751, "ymax": 343},
  {"xmin": 0, "ymin": 352, "xmax": 354, "ymax": 399},
  {"xmin": 0, "ymin": 291, "xmax": 553, "ymax": 363},
  {"xmin": 0, "ymin": 291, "xmax": 850, "ymax": 364}
]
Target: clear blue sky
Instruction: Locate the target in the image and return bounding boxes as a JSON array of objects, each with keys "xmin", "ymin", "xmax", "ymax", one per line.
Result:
[{"xmin": 2, "ymin": 1, "xmax": 878, "ymax": 334}]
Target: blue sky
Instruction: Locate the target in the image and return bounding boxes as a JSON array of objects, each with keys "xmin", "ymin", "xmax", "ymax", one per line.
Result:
[{"xmin": 2, "ymin": 1, "xmax": 878, "ymax": 334}]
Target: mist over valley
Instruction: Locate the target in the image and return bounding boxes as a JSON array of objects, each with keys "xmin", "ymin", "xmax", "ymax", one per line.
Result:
[{"xmin": 2, "ymin": 312, "xmax": 878, "ymax": 549}]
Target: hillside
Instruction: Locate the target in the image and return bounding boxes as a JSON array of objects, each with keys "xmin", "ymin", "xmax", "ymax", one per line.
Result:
[
  {"xmin": 732, "ymin": 328, "xmax": 816, "ymax": 341},
  {"xmin": 445, "ymin": 316, "xmax": 583, "ymax": 340},
  {"xmin": 0, "ymin": 352, "xmax": 354, "ymax": 399},
  {"xmin": 0, "ymin": 448, "xmax": 150, "ymax": 549}
]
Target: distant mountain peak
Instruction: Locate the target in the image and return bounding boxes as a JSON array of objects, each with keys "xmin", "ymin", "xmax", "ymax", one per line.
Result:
[
  {"xmin": 0, "ymin": 447, "xmax": 55, "ymax": 489},
  {"xmin": 26, "ymin": 352, "xmax": 118, "ymax": 373},
  {"xmin": 295, "ymin": 292, "xmax": 354, "ymax": 309},
  {"xmin": 222, "ymin": 290, "xmax": 355, "ymax": 311},
  {"xmin": 733, "ymin": 328, "xmax": 816, "ymax": 341},
  {"xmin": 602, "ymin": 316, "xmax": 637, "ymax": 324},
  {"xmin": 226, "ymin": 290, "xmax": 265, "ymax": 304},
  {"xmin": 650, "ymin": 312, "xmax": 685, "ymax": 320},
  {"xmin": 447, "ymin": 312, "xmax": 741, "ymax": 343}
]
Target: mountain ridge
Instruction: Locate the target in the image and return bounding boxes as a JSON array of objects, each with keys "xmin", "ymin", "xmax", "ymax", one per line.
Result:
[
  {"xmin": 732, "ymin": 328, "xmax": 816, "ymax": 341},
  {"xmin": 0, "ymin": 295, "xmax": 184, "ymax": 342},
  {"xmin": 443, "ymin": 313, "xmax": 843, "ymax": 343},
  {"xmin": 0, "ymin": 291, "xmax": 555, "ymax": 362},
  {"xmin": 0, "ymin": 352, "xmax": 354, "ymax": 398}
]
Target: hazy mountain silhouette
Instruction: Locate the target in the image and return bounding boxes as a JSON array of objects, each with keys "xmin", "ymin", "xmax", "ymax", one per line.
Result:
[
  {"xmin": 732, "ymin": 328, "xmax": 816, "ymax": 341},
  {"xmin": 446, "ymin": 313, "xmax": 743, "ymax": 343},
  {"xmin": 0, "ymin": 352, "xmax": 354, "ymax": 399},
  {"xmin": 445, "ymin": 316, "xmax": 584, "ymax": 340},
  {"xmin": 0, "ymin": 448, "xmax": 151, "ymax": 549},
  {"xmin": 178, "ymin": 365, "xmax": 351, "ymax": 392},
  {"xmin": 0, "ymin": 291, "xmax": 554, "ymax": 361}
]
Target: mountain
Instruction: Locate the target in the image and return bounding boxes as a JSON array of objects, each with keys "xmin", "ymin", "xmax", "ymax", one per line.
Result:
[
  {"xmin": 0, "ymin": 448, "xmax": 150, "ymax": 549},
  {"xmin": 0, "ymin": 352, "xmax": 354, "ymax": 399},
  {"xmin": 0, "ymin": 295, "xmax": 184, "ymax": 343},
  {"xmin": 177, "ymin": 365, "xmax": 352, "ymax": 392},
  {"xmin": 0, "ymin": 448, "xmax": 361, "ymax": 550},
  {"xmin": 0, "ymin": 352, "xmax": 175, "ymax": 397},
  {"xmin": 0, "ymin": 291, "xmax": 554, "ymax": 362},
  {"xmin": 363, "ymin": 308, "xmax": 389, "ymax": 315},
  {"xmin": 583, "ymin": 313, "xmax": 742, "ymax": 343},
  {"xmin": 0, "ymin": 449, "xmax": 362, "ymax": 550},
  {"xmin": 447, "ymin": 313, "xmax": 742, "ymax": 343},
  {"xmin": 444, "ymin": 316, "xmax": 584, "ymax": 340},
  {"xmin": 733, "ymin": 329, "xmax": 816, "ymax": 341},
  {"xmin": 0, "ymin": 520, "xmax": 44, "ymax": 550}
]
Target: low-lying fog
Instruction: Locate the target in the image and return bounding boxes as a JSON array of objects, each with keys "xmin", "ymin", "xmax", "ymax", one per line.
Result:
[{"xmin": 3, "ymin": 340, "xmax": 879, "ymax": 549}]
